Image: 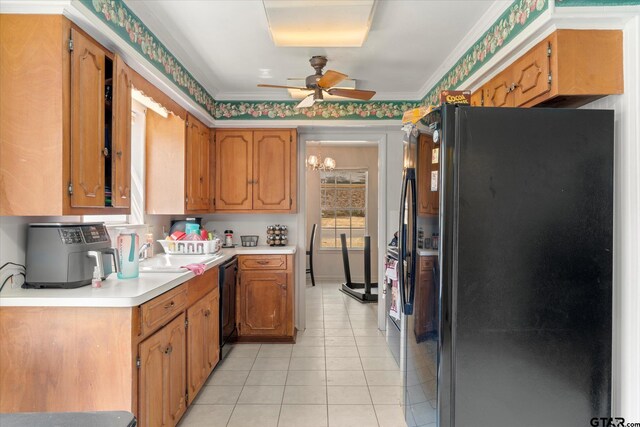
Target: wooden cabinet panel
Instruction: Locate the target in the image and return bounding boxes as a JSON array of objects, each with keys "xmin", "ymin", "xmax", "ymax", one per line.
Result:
[
  {"xmin": 418, "ymin": 134, "xmax": 438, "ymax": 217},
  {"xmin": 141, "ymin": 285, "xmax": 188, "ymax": 337},
  {"xmin": 70, "ymin": 28, "xmax": 106, "ymax": 207},
  {"xmin": 238, "ymin": 255, "xmax": 287, "ymax": 270},
  {"xmin": 470, "ymin": 90, "xmax": 483, "ymax": 106},
  {"xmin": 414, "ymin": 256, "xmax": 436, "ymax": 342},
  {"xmin": 484, "ymin": 69, "xmax": 513, "ymax": 108},
  {"xmin": 186, "ymin": 116, "xmax": 209, "ymax": 212},
  {"xmin": 138, "ymin": 312, "xmax": 186, "ymax": 427},
  {"xmin": 239, "ymin": 271, "xmax": 288, "ymax": 337},
  {"xmin": 187, "ymin": 291, "xmax": 219, "ymax": 401},
  {"xmin": 215, "ymin": 130, "xmax": 253, "ymax": 210},
  {"xmin": 253, "ymin": 130, "xmax": 291, "ymax": 210},
  {"xmin": 512, "ymin": 40, "xmax": 550, "ymax": 107},
  {"xmin": 112, "ymin": 55, "xmax": 132, "ymax": 207}
]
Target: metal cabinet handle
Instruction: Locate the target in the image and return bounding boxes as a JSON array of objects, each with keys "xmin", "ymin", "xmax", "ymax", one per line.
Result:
[
  {"xmin": 164, "ymin": 301, "xmax": 175, "ymax": 309},
  {"xmin": 279, "ymin": 284, "xmax": 286, "ymax": 290},
  {"xmin": 164, "ymin": 345, "xmax": 173, "ymax": 355},
  {"xmin": 256, "ymin": 260, "xmax": 270, "ymax": 265},
  {"xmin": 204, "ymin": 309, "xmax": 211, "ymax": 317},
  {"xmin": 116, "ymin": 151, "xmax": 123, "ymax": 158},
  {"xmin": 102, "ymin": 147, "xmax": 109, "ymax": 157}
]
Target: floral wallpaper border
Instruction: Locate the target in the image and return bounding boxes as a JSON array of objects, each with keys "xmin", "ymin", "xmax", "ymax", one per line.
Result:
[
  {"xmin": 556, "ymin": 0, "xmax": 640, "ymax": 6},
  {"xmin": 214, "ymin": 101, "xmax": 422, "ymax": 120},
  {"xmin": 421, "ymin": 0, "xmax": 548, "ymax": 105},
  {"xmin": 79, "ymin": 0, "xmax": 216, "ymax": 117}
]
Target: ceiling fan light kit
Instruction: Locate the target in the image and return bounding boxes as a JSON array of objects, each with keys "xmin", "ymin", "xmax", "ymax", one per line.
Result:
[{"xmin": 257, "ymin": 56, "xmax": 376, "ymax": 109}]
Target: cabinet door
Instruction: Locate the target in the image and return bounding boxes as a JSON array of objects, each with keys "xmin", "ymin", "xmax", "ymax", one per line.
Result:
[
  {"xmin": 187, "ymin": 291, "xmax": 219, "ymax": 400},
  {"xmin": 483, "ymin": 69, "xmax": 514, "ymax": 108},
  {"xmin": 512, "ymin": 40, "xmax": 550, "ymax": 107},
  {"xmin": 253, "ymin": 130, "xmax": 292, "ymax": 211},
  {"xmin": 111, "ymin": 55, "xmax": 131, "ymax": 208},
  {"xmin": 139, "ymin": 313, "xmax": 186, "ymax": 427},
  {"xmin": 239, "ymin": 271, "xmax": 288, "ymax": 337},
  {"xmin": 470, "ymin": 89, "xmax": 483, "ymax": 106},
  {"xmin": 70, "ymin": 28, "xmax": 106, "ymax": 207},
  {"xmin": 215, "ymin": 130, "xmax": 253, "ymax": 210},
  {"xmin": 414, "ymin": 256, "xmax": 436, "ymax": 342},
  {"xmin": 417, "ymin": 134, "xmax": 438, "ymax": 217},
  {"xmin": 186, "ymin": 116, "xmax": 211, "ymax": 212}
]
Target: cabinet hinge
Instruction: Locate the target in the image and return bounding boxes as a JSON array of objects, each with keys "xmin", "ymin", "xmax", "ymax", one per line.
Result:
[
  {"xmin": 68, "ymin": 182, "xmax": 73, "ymax": 195},
  {"xmin": 136, "ymin": 357, "xmax": 141, "ymax": 369},
  {"xmin": 546, "ymin": 42, "xmax": 552, "ymax": 58},
  {"xmin": 186, "ymin": 121, "xmax": 189, "ymax": 127},
  {"xmin": 68, "ymin": 38, "xmax": 73, "ymax": 52},
  {"xmin": 290, "ymin": 197, "xmax": 292, "ymax": 207},
  {"xmin": 290, "ymin": 135, "xmax": 292, "ymax": 143},
  {"xmin": 185, "ymin": 319, "xmax": 189, "ymax": 329},
  {"xmin": 185, "ymin": 391, "xmax": 189, "ymax": 404},
  {"xmin": 548, "ymin": 72, "xmax": 552, "ymax": 85}
]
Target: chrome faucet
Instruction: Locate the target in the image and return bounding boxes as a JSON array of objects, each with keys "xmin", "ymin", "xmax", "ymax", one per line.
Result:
[{"xmin": 138, "ymin": 242, "xmax": 152, "ymax": 260}]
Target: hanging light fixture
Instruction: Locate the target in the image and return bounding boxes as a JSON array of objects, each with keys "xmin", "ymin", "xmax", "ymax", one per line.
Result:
[{"xmin": 306, "ymin": 142, "xmax": 336, "ymax": 171}]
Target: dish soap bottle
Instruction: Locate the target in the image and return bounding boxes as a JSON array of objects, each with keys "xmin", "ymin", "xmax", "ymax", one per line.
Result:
[{"xmin": 117, "ymin": 228, "xmax": 139, "ymax": 279}]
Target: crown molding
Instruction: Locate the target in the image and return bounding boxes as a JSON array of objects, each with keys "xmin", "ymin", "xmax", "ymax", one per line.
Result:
[{"xmin": 0, "ymin": 0, "xmax": 69, "ymax": 14}]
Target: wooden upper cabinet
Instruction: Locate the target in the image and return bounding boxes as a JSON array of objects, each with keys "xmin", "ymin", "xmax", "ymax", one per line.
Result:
[
  {"xmin": 253, "ymin": 130, "xmax": 292, "ymax": 211},
  {"xmin": 484, "ymin": 69, "xmax": 514, "ymax": 108},
  {"xmin": 70, "ymin": 28, "xmax": 106, "ymax": 208},
  {"xmin": 146, "ymin": 112, "xmax": 213, "ymax": 214},
  {"xmin": 215, "ymin": 130, "xmax": 254, "ymax": 210},
  {"xmin": 511, "ymin": 40, "xmax": 551, "ymax": 107},
  {"xmin": 111, "ymin": 55, "xmax": 132, "ymax": 207},
  {"xmin": 470, "ymin": 90, "xmax": 483, "ymax": 106},
  {"xmin": 215, "ymin": 129, "xmax": 297, "ymax": 213},
  {"xmin": 186, "ymin": 115, "xmax": 210, "ymax": 212},
  {"xmin": 418, "ymin": 134, "xmax": 438, "ymax": 217},
  {"xmin": 0, "ymin": 16, "xmax": 131, "ymax": 215},
  {"xmin": 469, "ymin": 30, "xmax": 622, "ymax": 109}
]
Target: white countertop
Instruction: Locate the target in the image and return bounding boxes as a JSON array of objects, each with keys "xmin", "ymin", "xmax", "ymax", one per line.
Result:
[{"xmin": 0, "ymin": 245, "xmax": 296, "ymax": 308}]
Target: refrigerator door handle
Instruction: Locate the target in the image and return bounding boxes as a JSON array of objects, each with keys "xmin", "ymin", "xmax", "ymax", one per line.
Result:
[
  {"xmin": 406, "ymin": 171, "xmax": 417, "ymax": 314},
  {"xmin": 398, "ymin": 171, "xmax": 409, "ymax": 313}
]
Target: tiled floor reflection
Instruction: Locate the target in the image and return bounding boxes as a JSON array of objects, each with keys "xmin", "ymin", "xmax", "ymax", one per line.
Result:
[{"xmin": 178, "ymin": 280, "xmax": 406, "ymax": 427}]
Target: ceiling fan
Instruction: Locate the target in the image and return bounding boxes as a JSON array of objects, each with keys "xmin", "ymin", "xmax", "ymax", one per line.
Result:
[{"xmin": 257, "ymin": 56, "xmax": 376, "ymax": 109}]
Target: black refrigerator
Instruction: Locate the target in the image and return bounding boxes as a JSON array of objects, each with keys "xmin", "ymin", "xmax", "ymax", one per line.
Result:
[{"xmin": 398, "ymin": 105, "xmax": 613, "ymax": 427}]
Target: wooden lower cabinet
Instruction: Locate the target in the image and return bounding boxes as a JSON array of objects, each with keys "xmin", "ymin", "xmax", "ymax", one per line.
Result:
[
  {"xmin": 138, "ymin": 313, "xmax": 187, "ymax": 427},
  {"xmin": 187, "ymin": 290, "xmax": 219, "ymax": 400},
  {"xmin": 0, "ymin": 269, "xmax": 220, "ymax": 427},
  {"xmin": 237, "ymin": 255, "xmax": 295, "ymax": 341},
  {"xmin": 414, "ymin": 256, "xmax": 437, "ymax": 343}
]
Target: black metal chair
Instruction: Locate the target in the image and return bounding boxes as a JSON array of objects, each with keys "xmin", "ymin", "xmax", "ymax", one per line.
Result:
[
  {"xmin": 306, "ymin": 224, "xmax": 317, "ymax": 286},
  {"xmin": 339, "ymin": 233, "xmax": 378, "ymax": 302}
]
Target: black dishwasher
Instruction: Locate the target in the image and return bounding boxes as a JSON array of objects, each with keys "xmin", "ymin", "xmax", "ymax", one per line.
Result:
[{"xmin": 219, "ymin": 256, "xmax": 238, "ymax": 355}]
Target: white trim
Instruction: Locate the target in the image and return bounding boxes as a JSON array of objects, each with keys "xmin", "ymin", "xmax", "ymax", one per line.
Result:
[
  {"xmin": 213, "ymin": 120, "xmax": 402, "ymax": 129},
  {"xmin": 0, "ymin": 0, "xmax": 68, "ymax": 14}
]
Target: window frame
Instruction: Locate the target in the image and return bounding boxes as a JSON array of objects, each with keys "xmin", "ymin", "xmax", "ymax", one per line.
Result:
[{"xmin": 319, "ymin": 168, "xmax": 368, "ymax": 251}]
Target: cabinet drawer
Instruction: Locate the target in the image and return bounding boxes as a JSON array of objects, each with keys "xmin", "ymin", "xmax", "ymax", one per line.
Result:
[
  {"xmin": 188, "ymin": 268, "xmax": 219, "ymax": 306},
  {"xmin": 141, "ymin": 285, "xmax": 188, "ymax": 335},
  {"xmin": 239, "ymin": 255, "xmax": 287, "ymax": 270},
  {"xmin": 419, "ymin": 256, "xmax": 435, "ymax": 272}
]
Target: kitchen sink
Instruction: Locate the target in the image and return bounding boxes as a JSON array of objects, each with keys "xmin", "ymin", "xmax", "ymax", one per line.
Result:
[{"xmin": 139, "ymin": 253, "xmax": 223, "ymax": 273}]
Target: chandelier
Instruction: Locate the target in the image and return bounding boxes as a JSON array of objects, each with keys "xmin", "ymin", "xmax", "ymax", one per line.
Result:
[{"xmin": 306, "ymin": 154, "xmax": 336, "ymax": 171}]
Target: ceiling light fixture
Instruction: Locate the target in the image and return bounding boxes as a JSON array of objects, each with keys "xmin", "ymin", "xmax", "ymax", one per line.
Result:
[
  {"xmin": 262, "ymin": 0, "xmax": 377, "ymax": 47},
  {"xmin": 306, "ymin": 142, "xmax": 336, "ymax": 172}
]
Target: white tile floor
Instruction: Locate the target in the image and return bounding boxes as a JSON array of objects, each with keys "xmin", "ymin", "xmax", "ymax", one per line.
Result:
[{"xmin": 178, "ymin": 280, "xmax": 407, "ymax": 427}]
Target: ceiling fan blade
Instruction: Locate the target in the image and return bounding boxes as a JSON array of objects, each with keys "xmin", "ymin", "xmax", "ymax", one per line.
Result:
[
  {"xmin": 295, "ymin": 94, "xmax": 315, "ymax": 109},
  {"xmin": 317, "ymin": 70, "xmax": 348, "ymax": 89},
  {"xmin": 257, "ymin": 84, "xmax": 311, "ymax": 90},
  {"xmin": 327, "ymin": 88, "xmax": 376, "ymax": 101}
]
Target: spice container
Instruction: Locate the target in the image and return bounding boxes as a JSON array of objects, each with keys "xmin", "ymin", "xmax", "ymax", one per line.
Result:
[{"xmin": 267, "ymin": 224, "xmax": 288, "ymax": 246}]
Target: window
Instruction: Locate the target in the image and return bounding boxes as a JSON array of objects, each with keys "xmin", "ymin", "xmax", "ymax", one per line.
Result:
[{"xmin": 320, "ymin": 169, "xmax": 367, "ymax": 249}]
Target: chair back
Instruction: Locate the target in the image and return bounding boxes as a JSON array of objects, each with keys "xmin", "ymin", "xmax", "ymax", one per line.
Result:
[{"xmin": 309, "ymin": 224, "xmax": 317, "ymax": 252}]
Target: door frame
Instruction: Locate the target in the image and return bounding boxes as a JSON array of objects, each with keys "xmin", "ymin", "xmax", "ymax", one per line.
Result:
[{"xmin": 296, "ymin": 130, "xmax": 388, "ymax": 331}]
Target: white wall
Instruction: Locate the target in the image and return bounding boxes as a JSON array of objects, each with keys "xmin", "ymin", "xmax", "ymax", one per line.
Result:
[
  {"xmin": 306, "ymin": 145, "xmax": 379, "ymax": 282},
  {"xmin": 201, "ymin": 213, "xmax": 297, "ymax": 247}
]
